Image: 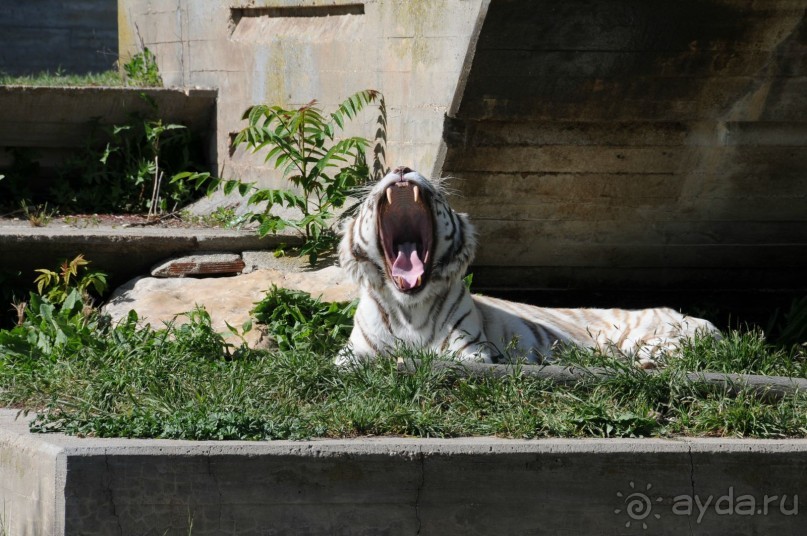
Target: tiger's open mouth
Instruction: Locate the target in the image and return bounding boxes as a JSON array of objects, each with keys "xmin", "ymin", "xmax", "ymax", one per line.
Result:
[{"xmin": 377, "ymin": 180, "xmax": 434, "ymax": 292}]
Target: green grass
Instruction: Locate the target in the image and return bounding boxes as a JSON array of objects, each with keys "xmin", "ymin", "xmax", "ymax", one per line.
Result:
[
  {"xmin": 1, "ymin": 287, "xmax": 806, "ymax": 441},
  {"xmin": 0, "ymin": 70, "xmax": 124, "ymax": 87}
]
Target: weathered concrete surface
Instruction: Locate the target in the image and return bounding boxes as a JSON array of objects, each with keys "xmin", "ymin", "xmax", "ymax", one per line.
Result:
[
  {"xmin": 0, "ymin": 0, "xmax": 117, "ymax": 76},
  {"xmin": 0, "ymin": 86, "xmax": 217, "ymax": 170},
  {"xmin": 103, "ymin": 265, "xmax": 357, "ymax": 346},
  {"xmin": 0, "ymin": 409, "xmax": 805, "ymax": 535},
  {"xmin": 441, "ymin": 0, "xmax": 807, "ymax": 292},
  {"xmin": 0, "ymin": 224, "xmax": 289, "ymax": 289},
  {"xmin": 118, "ymin": 0, "xmax": 488, "ymax": 186},
  {"xmin": 117, "ymin": 0, "xmax": 807, "ymax": 294}
]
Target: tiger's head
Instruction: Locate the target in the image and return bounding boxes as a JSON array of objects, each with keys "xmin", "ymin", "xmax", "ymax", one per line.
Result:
[{"xmin": 339, "ymin": 167, "xmax": 476, "ymax": 304}]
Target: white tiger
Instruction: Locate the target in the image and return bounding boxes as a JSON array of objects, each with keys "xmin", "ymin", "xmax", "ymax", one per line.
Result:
[{"xmin": 337, "ymin": 167, "xmax": 720, "ymax": 366}]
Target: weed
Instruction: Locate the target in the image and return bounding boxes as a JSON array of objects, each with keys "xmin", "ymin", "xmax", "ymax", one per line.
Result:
[
  {"xmin": 20, "ymin": 200, "xmax": 56, "ymax": 227},
  {"xmin": 0, "ymin": 270, "xmax": 26, "ymax": 329},
  {"xmin": 33, "ymin": 254, "xmax": 107, "ymax": 305},
  {"xmin": 1, "ymin": 110, "xmax": 211, "ymax": 216},
  {"xmin": 180, "ymin": 206, "xmax": 242, "ymax": 228},
  {"xmin": 252, "ymin": 286, "xmax": 356, "ymax": 353},
  {"xmin": 54, "ymin": 98, "xmax": 211, "ymax": 214},
  {"xmin": 63, "ymin": 215, "xmax": 102, "ymax": 228},
  {"xmin": 122, "ymin": 48, "xmax": 163, "ymax": 87}
]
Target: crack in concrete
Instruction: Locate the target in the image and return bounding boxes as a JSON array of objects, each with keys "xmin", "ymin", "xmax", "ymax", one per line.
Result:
[
  {"xmin": 415, "ymin": 449, "xmax": 425, "ymax": 535},
  {"xmin": 206, "ymin": 449, "xmax": 225, "ymax": 532},
  {"xmin": 686, "ymin": 442, "xmax": 696, "ymax": 536},
  {"xmin": 103, "ymin": 451, "xmax": 124, "ymax": 536}
]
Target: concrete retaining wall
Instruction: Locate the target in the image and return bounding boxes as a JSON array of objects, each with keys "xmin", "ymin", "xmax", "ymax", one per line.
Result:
[
  {"xmin": 117, "ymin": 0, "xmax": 807, "ymax": 294},
  {"xmin": 0, "ymin": 225, "xmax": 274, "ymax": 289},
  {"xmin": 117, "ymin": 0, "xmax": 486, "ymax": 188},
  {"xmin": 0, "ymin": 86, "xmax": 217, "ymax": 180},
  {"xmin": 0, "ymin": 0, "xmax": 118, "ymax": 76},
  {"xmin": 0, "ymin": 409, "xmax": 805, "ymax": 535},
  {"xmin": 442, "ymin": 0, "xmax": 807, "ymax": 292}
]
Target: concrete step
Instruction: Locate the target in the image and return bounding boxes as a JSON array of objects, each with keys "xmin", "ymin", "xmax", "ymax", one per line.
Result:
[
  {"xmin": 0, "ymin": 409, "xmax": 804, "ymax": 535},
  {"xmin": 0, "ymin": 218, "xmax": 299, "ymax": 287}
]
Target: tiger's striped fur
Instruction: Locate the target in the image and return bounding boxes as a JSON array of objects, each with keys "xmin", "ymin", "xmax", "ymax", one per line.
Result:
[{"xmin": 337, "ymin": 168, "xmax": 719, "ymax": 365}]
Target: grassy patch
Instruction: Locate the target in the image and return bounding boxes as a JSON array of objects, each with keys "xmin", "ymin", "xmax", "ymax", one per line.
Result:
[
  {"xmin": 1, "ymin": 286, "xmax": 806, "ymax": 441},
  {"xmin": 0, "ymin": 50, "xmax": 163, "ymax": 88},
  {"xmin": 0, "ymin": 70, "xmax": 124, "ymax": 87}
]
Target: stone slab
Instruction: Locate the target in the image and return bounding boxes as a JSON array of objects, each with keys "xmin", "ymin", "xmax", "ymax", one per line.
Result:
[
  {"xmin": 150, "ymin": 252, "xmax": 246, "ymax": 277},
  {"xmin": 0, "ymin": 409, "xmax": 805, "ymax": 535},
  {"xmin": 103, "ymin": 265, "xmax": 357, "ymax": 347}
]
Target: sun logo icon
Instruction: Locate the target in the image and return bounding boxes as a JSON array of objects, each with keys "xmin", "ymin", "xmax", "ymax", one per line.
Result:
[{"xmin": 614, "ymin": 481, "xmax": 663, "ymax": 530}]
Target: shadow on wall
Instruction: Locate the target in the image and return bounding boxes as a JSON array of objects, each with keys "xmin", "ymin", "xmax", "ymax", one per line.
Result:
[
  {"xmin": 441, "ymin": 0, "xmax": 807, "ymax": 294},
  {"xmin": 0, "ymin": 1, "xmax": 118, "ymax": 75}
]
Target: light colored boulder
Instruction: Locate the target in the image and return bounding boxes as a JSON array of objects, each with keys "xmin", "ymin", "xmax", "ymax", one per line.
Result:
[{"xmin": 103, "ymin": 266, "xmax": 357, "ymax": 347}]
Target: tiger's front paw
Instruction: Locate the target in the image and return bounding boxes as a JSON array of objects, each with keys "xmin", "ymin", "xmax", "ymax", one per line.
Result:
[
  {"xmin": 455, "ymin": 345, "xmax": 496, "ymax": 364},
  {"xmin": 334, "ymin": 346, "xmax": 359, "ymax": 367}
]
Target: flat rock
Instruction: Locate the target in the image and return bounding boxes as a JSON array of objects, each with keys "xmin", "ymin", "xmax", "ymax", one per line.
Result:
[
  {"xmin": 151, "ymin": 252, "xmax": 246, "ymax": 277},
  {"xmin": 103, "ymin": 266, "xmax": 357, "ymax": 347}
]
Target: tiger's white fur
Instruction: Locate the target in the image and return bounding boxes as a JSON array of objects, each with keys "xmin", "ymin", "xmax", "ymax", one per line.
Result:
[{"xmin": 337, "ymin": 167, "xmax": 719, "ymax": 366}]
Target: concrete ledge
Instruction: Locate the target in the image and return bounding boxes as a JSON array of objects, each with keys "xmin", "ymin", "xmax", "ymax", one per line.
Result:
[
  {"xmin": 0, "ymin": 410, "xmax": 805, "ymax": 535},
  {"xmin": 0, "ymin": 225, "xmax": 295, "ymax": 287},
  {"xmin": 0, "ymin": 86, "xmax": 217, "ymax": 149}
]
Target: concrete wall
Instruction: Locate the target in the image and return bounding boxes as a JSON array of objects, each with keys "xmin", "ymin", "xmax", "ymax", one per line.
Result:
[
  {"xmin": 117, "ymin": 0, "xmax": 807, "ymax": 293},
  {"xmin": 0, "ymin": 86, "xmax": 217, "ymax": 183},
  {"xmin": 117, "ymin": 0, "xmax": 486, "ymax": 188},
  {"xmin": 443, "ymin": 0, "xmax": 807, "ymax": 293},
  {"xmin": 0, "ymin": 0, "xmax": 118, "ymax": 75},
  {"xmin": 1, "ymin": 410, "xmax": 806, "ymax": 535}
]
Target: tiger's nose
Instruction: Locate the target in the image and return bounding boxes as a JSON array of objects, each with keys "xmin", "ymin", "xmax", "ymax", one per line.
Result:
[{"xmin": 393, "ymin": 166, "xmax": 412, "ymax": 179}]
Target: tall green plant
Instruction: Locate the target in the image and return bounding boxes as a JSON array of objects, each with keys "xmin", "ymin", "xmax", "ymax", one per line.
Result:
[
  {"xmin": 180, "ymin": 90, "xmax": 386, "ymax": 264},
  {"xmin": 56, "ymin": 97, "xmax": 209, "ymax": 214}
]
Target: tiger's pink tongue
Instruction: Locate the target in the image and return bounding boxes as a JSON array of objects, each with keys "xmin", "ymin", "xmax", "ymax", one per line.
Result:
[{"xmin": 391, "ymin": 242, "xmax": 424, "ymax": 289}]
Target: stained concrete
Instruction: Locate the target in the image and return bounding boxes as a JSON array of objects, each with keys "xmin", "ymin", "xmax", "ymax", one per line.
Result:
[
  {"xmin": 0, "ymin": 0, "xmax": 117, "ymax": 76},
  {"xmin": 0, "ymin": 224, "xmax": 285, "ymax": 289},
  {"xmin": 117, "ymin": 0, "xmax": 807, "ymax": 294},
  {"xmin": 1, "ymin": 409, "xmax": 805, "ymax": 535}
]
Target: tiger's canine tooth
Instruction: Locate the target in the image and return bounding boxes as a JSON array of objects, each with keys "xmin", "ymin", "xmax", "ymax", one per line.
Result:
[
  {"xmin": 413, "ymin": 185, "xmax": 420, "ymax": 204},
  {"xmin": 386, "ymin": 187, "xmax": 393, "ymax": 205}
]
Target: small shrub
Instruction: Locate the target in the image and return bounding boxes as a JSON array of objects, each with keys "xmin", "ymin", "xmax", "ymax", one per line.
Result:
[
  {"xmin": 33, "ymin": 254, "xmax": 107, "ymax": 306},
  {"xmin": 122, "ymin": 48, "xmax": 163, "ymax": 87},
  {"xmin": 54, "ymin": 99, "xmax": 211, "ymax": 214},
  {"xmin": 20, "ymin": 201, "xmax": 56, "ymax": 227},
  {"xmin": 252, "ymin": 285, "xmax": 356, "ymax": 353},
  {"xmin": 180, "ymin": 89, "xmax": 387, "ymax": 264}
]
